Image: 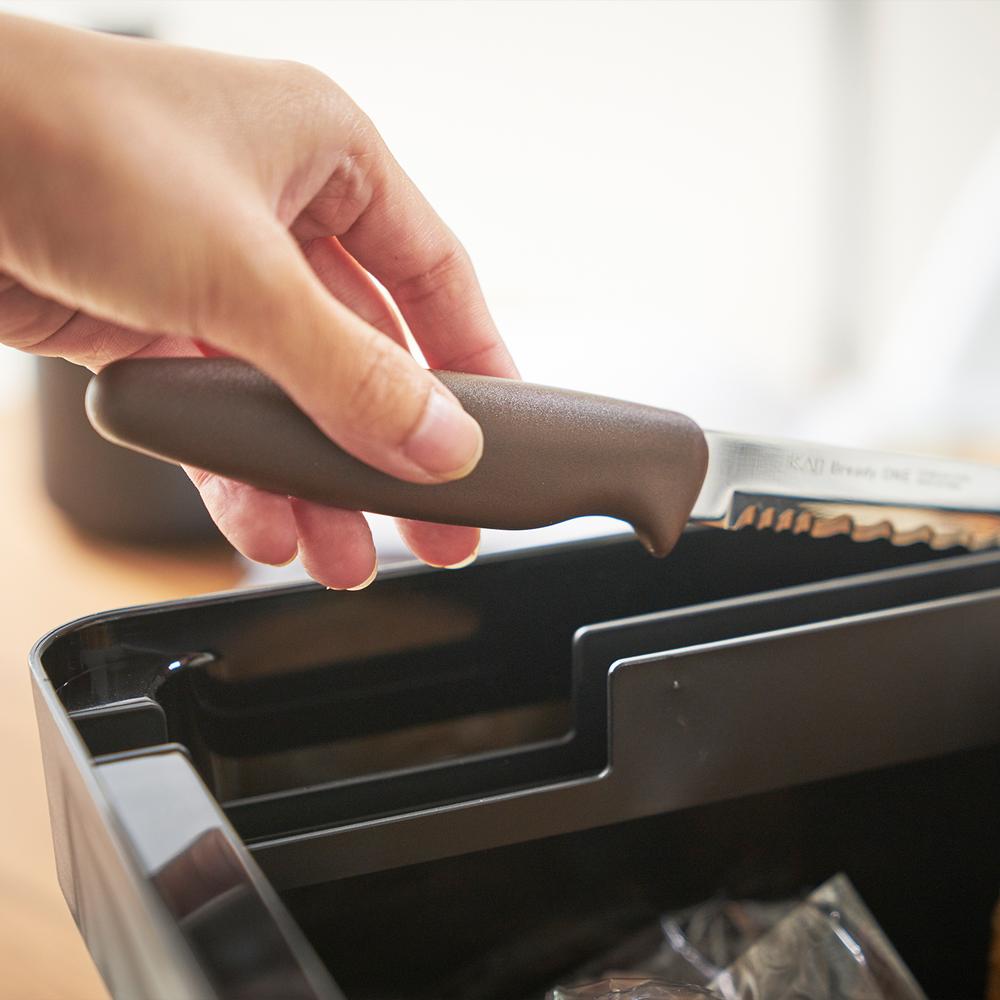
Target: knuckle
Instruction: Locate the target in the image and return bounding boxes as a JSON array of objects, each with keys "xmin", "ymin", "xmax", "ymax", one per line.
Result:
[
  {"xmin": 390, "ymin": 242, "xmax": 470, "ymax": 310},
  {"xmin": 263, "ymin": 60, "xmax": 345, "ymax": 138},
  {"xmin": 0, "ymin": 277, "xmax": 75, "ymax": 350},
  {"xmin": 271, "ymin": 60, "xmax": 357, "ymax": 130},
  {"xmin": 272, "ymin": 59, "xmax": 333, "ymax": 94},
  {"xmin": 344, "ymin": 107, "xmax": 380, "ymax": 153},
  {"xmin": 309, "ymin": 150, "xmax": 376, "ymax": 234}
]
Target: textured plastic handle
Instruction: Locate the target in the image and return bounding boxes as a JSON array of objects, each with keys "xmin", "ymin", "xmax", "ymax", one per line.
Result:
[{"xmin": 86, "ymin": 358, "xmax": 708, "ymax": 557}]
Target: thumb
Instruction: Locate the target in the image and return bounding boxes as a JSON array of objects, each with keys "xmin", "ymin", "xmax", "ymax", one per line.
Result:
[{"xmin": 201, "ymin": 226, "xmax": 484, "ymax": 484}]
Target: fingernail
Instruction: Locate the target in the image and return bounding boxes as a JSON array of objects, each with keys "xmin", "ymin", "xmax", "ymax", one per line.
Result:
[
  {"xmin": 269, "ymin": 547, "xmax": 299, "ymax": 568},
  {"xmin": 346, "ymin": 564, "xmax": 378, "ymax": 591},
  {"xmin": 323, "ymin": 563, "xmax": 377, "ymax": 592},
  {"xmin": 404, "ymin": 388, "xmax": 483, "ymax": 480},
  {"xmin": 426, "ymin": 543, "xmax": 480, "ymax": 570}
]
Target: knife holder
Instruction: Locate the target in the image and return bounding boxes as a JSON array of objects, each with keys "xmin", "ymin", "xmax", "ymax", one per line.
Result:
[{"xmin": 32, "ymin": 529, "xmax": 1000, "ymax": 999}]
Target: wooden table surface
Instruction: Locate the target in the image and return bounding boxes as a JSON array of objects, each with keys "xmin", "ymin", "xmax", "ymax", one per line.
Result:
[{"xmin": 0, "ymin": 400, "xmax": 242, "ymax": 999}]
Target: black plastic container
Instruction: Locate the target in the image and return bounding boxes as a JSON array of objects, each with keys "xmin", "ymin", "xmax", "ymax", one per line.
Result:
[{"xmin": 31, "ymin": 529, "xmax": 1000, "ymax": 999}]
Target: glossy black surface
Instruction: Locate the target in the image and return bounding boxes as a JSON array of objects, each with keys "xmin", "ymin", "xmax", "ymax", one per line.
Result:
[
  {"xmin": 42, "ymin": 529, "xmax": 963, "ymax": 842},
  {"xmin": 282, "ymin": 744, "xmax": 1000, "ymax": 1000},
  {"xmin": 31, "ymin": 529, "xmax": 1000, "ymax": 999},
  {"xmin": 97, "ymin": 750, "xmax": 338, "ymax": 999}
]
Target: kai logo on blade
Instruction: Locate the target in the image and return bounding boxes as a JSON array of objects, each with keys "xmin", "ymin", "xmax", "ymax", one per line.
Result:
[{"xmin": 788, "ymin": 453, "xmax": 825, "ymax": 475}]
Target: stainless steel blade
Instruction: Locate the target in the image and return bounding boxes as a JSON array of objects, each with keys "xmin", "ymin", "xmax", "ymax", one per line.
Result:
[{"xmin": 691, "ymin": 431, "xmax": 1000, "ymax": 550}]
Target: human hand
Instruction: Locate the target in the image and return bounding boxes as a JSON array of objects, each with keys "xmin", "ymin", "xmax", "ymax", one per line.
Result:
[{"xmin": 0, "ymin": 13, "xmax": 517, "ymax": 587}]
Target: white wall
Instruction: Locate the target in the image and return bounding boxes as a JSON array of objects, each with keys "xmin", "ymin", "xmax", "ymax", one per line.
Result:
[
  {"xmin": 863, "ymin": 0, "xmax": 1000, "ymax": 343},
  {"xmin": 0, "ymin": 0, "xmax": 835, "ymax": 429},
  {"xmin": 2, "ymin": 1, "xmax": 999, "ymax": 449},
  {"xmin": 804, "ymin": 0, "xmax": 1000, "ymax": 449}
]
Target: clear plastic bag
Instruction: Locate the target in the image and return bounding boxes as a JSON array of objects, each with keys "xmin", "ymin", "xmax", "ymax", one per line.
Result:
[
  {"xmin": 708, "ymin": 875, "xmax": 926, "ymax": 1000},
  {"xmin": 550, "ymin": 875, "xmax": 927, "ymax": 1000},
  {"xmin": 564, "ymin": 898, "xmax": 795, "ymax": 986},
  {"xmin": 549, "ymin": 979, "xmax": 720, "ymax": 1000}
]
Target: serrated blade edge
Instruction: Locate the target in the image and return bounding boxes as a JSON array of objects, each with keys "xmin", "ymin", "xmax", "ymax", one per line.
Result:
[{"xmin": 699, "ymin": 493, "xmax": 1000, "ymax": 551}]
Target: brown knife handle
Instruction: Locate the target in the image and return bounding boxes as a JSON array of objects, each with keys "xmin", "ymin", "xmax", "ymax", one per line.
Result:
[{"xmin": 86, "ymin": 358, "xmax": 708, "ymax": 557}]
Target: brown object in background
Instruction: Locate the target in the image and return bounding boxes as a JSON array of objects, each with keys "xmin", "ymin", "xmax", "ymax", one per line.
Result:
[
  {"xmin": 988, "ymin": 895, "xmax": 1000, "ymax": 1000},
  {"xmin": 36, "ymin": 357, "xmax": 223, "ymax": 545}
]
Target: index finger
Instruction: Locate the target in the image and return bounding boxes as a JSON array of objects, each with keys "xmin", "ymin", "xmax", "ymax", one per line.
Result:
[{"xmin": 338, "ymin": 143, "xmax": 519, "ymax": 380}]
